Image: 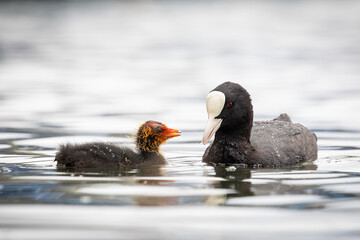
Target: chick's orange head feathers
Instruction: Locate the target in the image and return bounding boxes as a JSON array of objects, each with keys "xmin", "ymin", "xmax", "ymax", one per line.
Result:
[
  {"xmin": 136, "ymin": 121, "xmax": 181, "ymax": 153},
  {"xmin": 145, "ymin": 121, "xmax": 181, "ymax": 141}
]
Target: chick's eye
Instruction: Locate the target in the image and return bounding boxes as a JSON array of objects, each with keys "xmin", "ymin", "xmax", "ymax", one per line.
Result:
[
  {"xmin": 156, "ymin": 127, "xmax": 162, "ymax": 134},
  {"xmin": 227, "ymin": 102, "xmax": 233, "ymax": 108}
]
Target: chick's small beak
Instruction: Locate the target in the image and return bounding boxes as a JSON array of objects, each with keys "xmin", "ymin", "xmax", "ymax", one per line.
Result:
[{"xmin": 162, "ymin": 127, "xmax": 181, "ymax": 139}]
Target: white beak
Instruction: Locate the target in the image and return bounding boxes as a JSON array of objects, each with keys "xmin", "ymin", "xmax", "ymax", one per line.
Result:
[
  {"xmin": 202, "ymin": 91, "xmax": 225, "ymax": 145},
  {"xmin": 202, "ymin": 117, "xmax": 223, "ymax": 144}
]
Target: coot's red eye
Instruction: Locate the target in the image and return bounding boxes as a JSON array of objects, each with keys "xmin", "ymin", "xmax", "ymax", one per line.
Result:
[{"xmin": 227, "ymin": 102, "xmax": 233, "ymax": 108}]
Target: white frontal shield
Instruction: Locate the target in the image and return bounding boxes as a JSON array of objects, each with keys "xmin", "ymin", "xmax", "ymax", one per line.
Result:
[{"xmin": 202, "ymin": 91, "xmax": 225, "ymax": 144}]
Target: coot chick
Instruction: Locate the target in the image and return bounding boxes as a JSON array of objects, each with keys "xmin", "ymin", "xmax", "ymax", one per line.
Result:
[
  {"xmin": 202, "ymin": 82, "xmax": 317, "ymax": 167},
  {"xmin": 55, "ymin": 121, "xmax": 181, "ymax": 169}
]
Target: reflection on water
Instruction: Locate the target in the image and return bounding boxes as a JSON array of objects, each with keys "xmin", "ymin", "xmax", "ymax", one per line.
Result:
[{"xmin": 0, "ymin": 0, "xmax": 360, "ymax": 239}]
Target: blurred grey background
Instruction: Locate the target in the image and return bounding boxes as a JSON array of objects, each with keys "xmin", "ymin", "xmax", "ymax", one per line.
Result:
[{"xmin": 0, "ymin": 0, "xmax": 359, "ymax": 134}]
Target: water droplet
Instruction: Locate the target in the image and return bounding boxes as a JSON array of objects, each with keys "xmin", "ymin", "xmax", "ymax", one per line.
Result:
[{"xmin": 226, "ymin": 166, "xmax": 237, "ymax": 172}]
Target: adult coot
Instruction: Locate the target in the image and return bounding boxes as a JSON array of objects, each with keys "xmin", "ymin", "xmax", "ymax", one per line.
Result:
[
  {"xmin": 55, "ymin": 121, "xmax": 180, "ymax": 169},
  {"xmin": 202, "ymin": 82, "xmax": 317, "ymax": 167}
]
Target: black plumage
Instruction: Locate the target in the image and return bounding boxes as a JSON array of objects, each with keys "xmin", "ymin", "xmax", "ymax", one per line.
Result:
[{"xmin": 202, "ymin": 82, "xmax": 318, "ymax": 167}]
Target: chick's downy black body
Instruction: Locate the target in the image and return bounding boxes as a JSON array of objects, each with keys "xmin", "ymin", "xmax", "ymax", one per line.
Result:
[
  {"xmin": 55, "ymin": 142, "xmax": 165, "ymax": 169},
  {"xmin": 202, "ymin": 82, "xmax": 317, "ymax": 167},
  {"xmin": 55, "ymin": 121, "xmax": 180, "ymax": 169}
]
